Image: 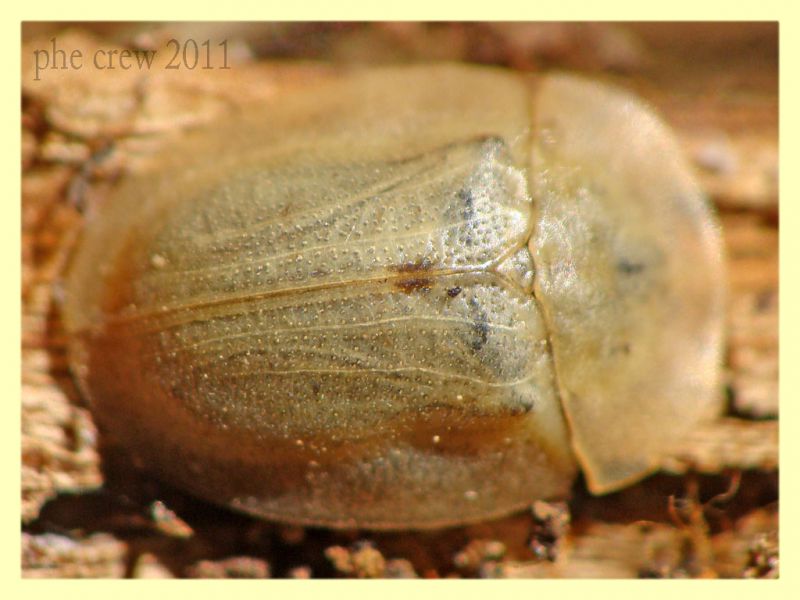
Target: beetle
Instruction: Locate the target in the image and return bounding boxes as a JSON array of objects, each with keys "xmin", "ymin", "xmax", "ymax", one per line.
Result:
[{"xmin": 62, "ymin": 64, "xmax": 725, "ymax": 530}]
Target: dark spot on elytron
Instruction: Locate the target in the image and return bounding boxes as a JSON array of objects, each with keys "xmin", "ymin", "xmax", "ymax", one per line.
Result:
[
  {"xmin": 390, "ymin": 257, "xmax": 435, "ymax": 293},
  {"xmin": 472, "ymin": 321, "xmax": 489, "ymax": 351},
  {"xmin": 500, "ymin": 391, "xmax": 535, "ymax": 416},
  {"xmin": 458, "ymin": 187, "xmax": 475, "ymax": 222},
  {"xmin": 509, "ymin": 400, "xmax": 534, "ymax": 416},
  {"xmin": 458, "ymin": 187, "xmax": 476, "ymax": 247},
  {"xmin": 611, "ymin": 343, "xmax": 631, "ymax": 356},
  {"xmin": 468, "ymin": 297, "xmax": 490, "ymax": 352},
  {"xmin": 392, "ymin": 256, "xmax": 435, "ymax": 274},
  {"xmin": 447, "ymin": 286, "xmax": 462, "ymax": 298},
  {"xmin": 617, "ymin": 259, "xmax": 646, "ymax": 275},
  {"xmin": 311, "ymin": 381, "xmax": 321, "ymax": 395},
  {"xmin": 395, "ymin": 277, "xmax": 433, "ymax": 294}
]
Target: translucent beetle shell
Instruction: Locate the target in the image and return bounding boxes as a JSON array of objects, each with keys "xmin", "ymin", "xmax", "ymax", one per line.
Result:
[{"xmin": 63, "ymin": 65, "xmax": 725, "ymax": 529}]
